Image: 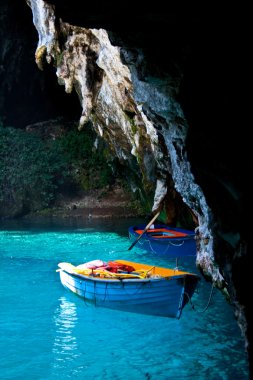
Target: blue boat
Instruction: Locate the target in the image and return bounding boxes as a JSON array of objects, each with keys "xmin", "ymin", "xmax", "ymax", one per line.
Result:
[
  {"xmin": 57, "ymin": 259, "xmax": 199, "ymax": 318},
  {"xmin": 128, "ymin": 223, "xmax": 196, "ymax": 256}
]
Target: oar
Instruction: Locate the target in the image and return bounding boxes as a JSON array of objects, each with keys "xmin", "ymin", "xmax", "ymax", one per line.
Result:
[{"xmin": 128, "ymin": 210, "xmax": 160, "ymax": 251}]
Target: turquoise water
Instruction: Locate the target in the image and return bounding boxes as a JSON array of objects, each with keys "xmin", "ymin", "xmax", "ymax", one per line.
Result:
[{"xmin": 0, "ymin": 219, "xmax": 249, "ymax": 379}]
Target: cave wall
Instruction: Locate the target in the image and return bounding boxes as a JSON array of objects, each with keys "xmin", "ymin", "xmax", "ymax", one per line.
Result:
[{"xmin": 180, "ymin": 15, "xmax": 251, "ymax": 366}]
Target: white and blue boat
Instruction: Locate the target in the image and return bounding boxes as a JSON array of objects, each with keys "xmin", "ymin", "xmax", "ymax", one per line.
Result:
[
  {"xmin": 57, "ymin": 259, "xmax": 199, "ymax": 319},
  {"xmin": 128, "ymin": 223, "xmax": 196, "ymax": 256}
]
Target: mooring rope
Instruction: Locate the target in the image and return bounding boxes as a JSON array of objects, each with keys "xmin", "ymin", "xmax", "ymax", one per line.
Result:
[{"xmin": 185, "ymin": 282, "xmax": 215, "ymax": 313}]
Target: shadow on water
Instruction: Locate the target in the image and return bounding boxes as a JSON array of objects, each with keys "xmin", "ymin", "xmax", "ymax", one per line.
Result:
[{"xmin": 0, "ymin": 216, "xmax": 144, "ymax": 236}]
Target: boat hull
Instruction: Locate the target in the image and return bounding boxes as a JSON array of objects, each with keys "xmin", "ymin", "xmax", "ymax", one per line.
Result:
[
  {"xmin": 128, "ymin": 224, "xmax": 196, "ymax": 256},
  {"xmin": 59, "ymin": 270, "xmax": 198, "ymax": 318}
]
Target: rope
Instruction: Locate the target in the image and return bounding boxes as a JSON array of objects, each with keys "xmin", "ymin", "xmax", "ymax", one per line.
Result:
[
  {"xmin": 94, "ymin": 280, "xmax": 96, "ymax": 306},
  {"xmin": 121, "ymin": 281, "xmax": 146, "ymax": 296},
  {"xmin": 169, "ymin": 240, "xmax": 184, "ymax": 247},
  {"xmin": 102, "ymin": 281, "xmax": 108, "ymax": 302},
  {"xmin": 147, "ymin": 238, "xmax": 171, "ymax": 255},
  {"xmin": 185, "ymin": 282, "xmax": 215, "ymax": 313}
]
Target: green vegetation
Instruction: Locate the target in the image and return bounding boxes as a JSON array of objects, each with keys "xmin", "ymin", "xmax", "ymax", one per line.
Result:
[
  {"xmin": 0, "ymin": 124, "xmax": 67, "ymax": 216},
  {"xmin": 56, "ymin": 124, "xmax": 113, "ymax": 190},
  {"xmin": 0, "ymin": 119, "xmax": 148, "ymax": 218}
]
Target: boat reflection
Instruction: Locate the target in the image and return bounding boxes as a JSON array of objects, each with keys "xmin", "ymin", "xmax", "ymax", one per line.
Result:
[{"xmin": 52, "ymin": 296, "xmax": 78, "ymax": 362}]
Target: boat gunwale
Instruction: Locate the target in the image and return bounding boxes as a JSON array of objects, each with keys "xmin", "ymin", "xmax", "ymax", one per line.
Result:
[
  {"xmin": 60, "ymin": 269, "xmax": 199, "ymax": 284},
  {"xmin": 129, "ymin": 226, "xmax": 195, "ymax": 241},
  {"xmin": 135, "ymin": 233, "xmax": 195, "ymax": 242}
]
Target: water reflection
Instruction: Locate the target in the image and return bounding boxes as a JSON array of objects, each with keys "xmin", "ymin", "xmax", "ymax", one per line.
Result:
[{"xmin": 52, "ymin": 297, "xmax": 78, "ymax": 364}]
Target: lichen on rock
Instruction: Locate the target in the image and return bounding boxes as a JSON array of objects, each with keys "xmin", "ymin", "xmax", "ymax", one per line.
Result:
[{"xmin": 35, "ymin": 44, "xmax": 47, "ymax": 70}]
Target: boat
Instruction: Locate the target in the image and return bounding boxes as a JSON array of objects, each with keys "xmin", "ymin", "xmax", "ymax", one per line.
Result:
[
  {"xmin": 128, "ymin": 223, "xmax": 196, "ymax": 256},
  {"xmin": 57, "ymin": 259, "xmax": 200, "ymax": 318}
]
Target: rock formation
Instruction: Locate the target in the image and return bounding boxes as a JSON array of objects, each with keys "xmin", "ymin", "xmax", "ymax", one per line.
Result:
[{"xmin": 1, "ymin": 0, "xmax": 250, "ymax": 373}]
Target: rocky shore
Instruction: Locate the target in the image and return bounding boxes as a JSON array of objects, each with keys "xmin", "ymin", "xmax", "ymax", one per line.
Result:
[{"xmin": 24, "ymin": 184, "xmax": 144, "ymax": 220}]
